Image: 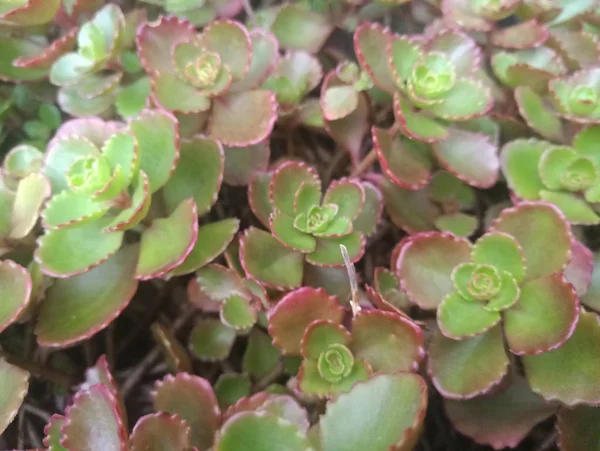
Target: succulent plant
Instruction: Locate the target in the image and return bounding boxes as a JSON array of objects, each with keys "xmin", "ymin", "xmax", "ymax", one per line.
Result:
[{"xmin": 141, "ymin": 0, "xmax": 243, "ymax": 26}]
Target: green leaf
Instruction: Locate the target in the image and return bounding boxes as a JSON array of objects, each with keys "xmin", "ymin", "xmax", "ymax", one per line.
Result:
[
  {"xmin": 3, "ymin": 144, "xmax": 43, "ymax": 179},
  {"xmin": 397, "ymin": 232, "xmax": 472, "ymax": 309},
  {"xmin": 215, "ymin": 373, "xmax": 251, "ymax": 409},
  {"xmin": 50, "ymin": 52, "xmax": 94, "ymax": 86},
  {"xmin": 243, "ymin": 328, "xmax": 281, "ymax": 379},
  {"xmin": 485, "ymin": 273, "xmax": 519, "ymax": 312},
  {"xmin": 201, "ymin": 20, "xmax": 250, "ymax": 81},
  {"xmin": 229, "ymin": 29, "xmax": 279, "ymax": 93},
  {"xmin": 523, "ymin": 310, "xmax": 600, "ymax": 405},
  {"xmin": 102, "ymin": 171, "xmax": 151, "ymax": 232},
  {"xmin": 43, "ymin": 414, "xmax": 67, "ymax": 451},
  {"xmin": 301, "ymin": 320, "xmax": 351, "ymax": 360},
  {"xmin": 223, "ymin": 141, "xmax": 270, "ymax": 186},
  {"xmin": 434, "ymin": 213, "xmax": 477, "ymax": 237},
  {"xmin": 504, "ymin": 274, "xmax": 579, "ymax": 355},
  {"xmin": 428, "ymin": 326, "xmax": 509, "ymax": 399},
  {"xmin": 248, "ymin": 172, "xmax": 274, "ymax": 227},
  {"xmin": 271, "ymin": 210, "xmax": 316, "ymax": 252},
  {"xmin": 394, "ymin": 93, "xmax": 448, "ymax": 143},
  {"xmin": 215, "ymin": 411, "xmax": 311, "ymax": 451},
  {"xmin": 352, "ymin": 181, "xmax": 382, "ymax": 236},
  {"xmin": 153, "ymin": 72, "xmax": 212, "ymax": 113},
  {"xmin": 36, "ymin": 217, "xmax": 125, "ymax": 277},
  {"xmin": 9, "ymin": 172, "xmax": 51, "ymax": 238},
  {"xmin": 318, "ymin": 373, "xmax": 427, "ymax": 451},
  {"xmin": 306, "ymin": 233, "xmax": 364, "ymax": 266},
  {"xmin": 116, "ymin": 77, "xmax": 151, "ymax": 118},
  {"xmin": 557, "ymin": 405, "xmax": 600, "ymax": 451},
  {"xmin": 271, "ymin": 161, "xmax": 320, "ymax": 216},
  {"xmin": 240, "ymin": 227, "xmax": 304, "ymax": 290},
  {"xmin": 354, "ymin": 23, "xmax": 396, "ymax": 94},
  {"xmin": 189, "ymin": 318, "xmax": 236, "ymax": 361},
  {"xmin": 501, "ymin": 139, "xmax": 547, "ymax": 200},
  {"xmin": 515, "ymin": 86, "xmax": 565, "ymax": 143},
  {"xmin": 538, "ymin": 146, "xmax": 577, "ymax": 191},
  {"xmin": 438, "ymin": 292, "xmax": 501, "ymax": 339},
  {"xmin": 431, "ymin": 79, "xmax": 492, "ymax": 120},
  {"xmin": 323, "ymin": 85, "xmax": 358, "ymax": 121},
  {"xmin": 539, "ymin": 190, "xmax": 600, "ymax": 224},
  {"xmin": 472, "ymin": 232, "xmax": 526, "ymax": 282},
  {"xmin": 128, "ymin": 109, "xmax": 180, "ymax": 193},
  {"xmin": 380, "ymin": 180, "xmax": 439, "ymax": 233},
  {"xmin": 162, "ymin": 136, "xmax": 223, "ymax": 215},
  {"xmin": 0, "ymin": 359, "xmax": 28, "ymax": 435},
  {"xmin": 44, "ymin": 135, "xmax": 101, "ymax": 193},
  {"xmin": 136, "ymin": 198, "xmax": 198, "ymax": 280},
  {"xmin": 35, "ymin": 245, "xmax": 138, "ymax": 346},
  {"xmin": 195, "ymin": 264, "xmax": 248, "ymax": 302},
  {"xmin": 129, "ymin": 413, "xmax": 192, "ymax": 451},
  {"xmin": 220, "ymin": 295, "xmax": 257, "ymax": 331},
  {"xmin": 389, "ymin": 35, "xmax": 423, "ymax": 86},
  {"xmin": 323, "ymin": 179, "xmax": 365, "ymax": 221},
  {"xmin": 0, "ymin": 37, "xmax": 49, "ymax": 81},
  {"xmin": 42, "ymin": 191, "xmax": 107, "ymax": 231},
  {"xmin": 271, "ymin": 4, "xmax": 333, "ymax": 53}
]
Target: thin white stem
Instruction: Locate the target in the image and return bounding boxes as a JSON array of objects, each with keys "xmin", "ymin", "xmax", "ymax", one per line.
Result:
[{"xmin": 340, "ymin": 244, "xmax": 361, "ymax": 316}]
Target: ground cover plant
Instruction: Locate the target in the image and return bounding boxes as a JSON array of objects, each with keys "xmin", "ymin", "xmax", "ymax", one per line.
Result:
[{"xmin": 2, "ymin": 0, "xmax": 600, "ymax": 450}]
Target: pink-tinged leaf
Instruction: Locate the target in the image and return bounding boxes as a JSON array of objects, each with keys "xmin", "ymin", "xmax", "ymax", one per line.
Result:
[
  {"xmin": 490, "ymin": 201, "xmax": 572, "ymax": 281},
  {"xmin": 318, "ymin": 373, "xmax": 428, "ymax": 451},
  {"xmin": 229, "ymin": 30, "xmax": 279, "ymax": 93},
  {"xmin": 380, "ymin": 179, "xmax": 439, "ymax": 234},
  {"xmin": 581, "ymin": 253, "xmax": 600, "ymax": 311},
  {"xmin": 268, "ymin": 287, "xmax": 343, "ymax": 355},
  {"xmin": 36, "ymin": 245, "xmax": 138, "ymax": 347},
  {"xmin": 82, "ymin": 355, "xmax": 126, "ymax": 427},
  {"xmin": 350, "ymin": 310, "xmax": 424, "ymax": 373},
  {"xmin": 239, "ymin": 227, "xmax": 304, "ymax": 290},
  {"xmin": 162, "ymin": 136, "xmax": 223, "ymax": 215},
  {"xmin": 548, "ymin": 29, "xmax": 600, "ymax": 71},
  {"xmin": 103, "ymin": 171, "xmax": 151, "ymax": 233},
  {"xmin": 0, "ymin": 359, "xmax": 29, "ymax": 435},
  {"xmin": 13, "ymin": 28, "xmax": 77, "ymax": 69},
  {"xmin": 50, "ymin": 117, "xmax": 123, "ymax": 148},
  {"xmin": 428, "ymin": 326, "xmax": 509, "ymax": 400},
  {"xmin": 43, "ymin": 414, "xmax": 66, "ymax": 450},
  {"xmin": 136, "ymin": 198, "xmax": 198, "ymax": 280},
  {"xmin": 394, "ymin": 92, "xmax": 448, "ymax": 143},
  {"xmin": 397, "ymin": 232, "xmax": 472, "ymax": 310},
  {"xmin": 136, "ymin": 15, "xmax": 196, "ymax": 76},
  {"xmin": 433, "ymin": 128, "xmax": 499, "ymax": 189},
  {"xmin": 490, "ymin": 19, "xmax": 549, "ymax": 50},
  {"xmin": 441, "ymin": 0, "xmax": 492, "ymax": 31},
  {"xmin": 201, "ymin": 20, "xmax": 251, "ymax": 81},
  {"xmin": 322, "ymin": 85, "xmax": 358, "ymax": 121},
  {"xmin": 373, "ymin": 127, "xmax": 433, "ymax": 190},
  {"xmin": 61, "ymin": 384, "xmax": 127, "ymax": 451},
  {"xmin": 223, "ymin": 141, "xmax": 270, "ymax": 186},
  {"xmin": 354, "ymin": 22, "xmax": 396, "ymax": 94},
  {"xmin": 215, "ymin": 411, "xmax": 311, "ymax": 451},
  {"xmin": 129, "ymin": 413, "xmax": 192, "ymax": 451},
  {"xmin": 426, "ymin": 28, "xmax": 482, "ymax": 76},
  {"xmin": 256, "ymin": 395, "xmax": 309, "ymax": 433},
  {"xmin": 523, "ymin": 310, "xmax": 600, "ymax": 405},
  {"xmin": 445, "ymin": 376, "xmax": 557, "ymax": 450},
  {"xmin": 0, "ymin": 0, "xmax": 60, "ymax": 27},
  {"xmin": 557, "ymin": 406, "xmax": 600, "ymax": 451},
  {"xmin": 565, "ymin": 240, "xmax": 593, "ymax": 297},
  {"xmin": 515, "ymin": 86, "xmax": 565, "ymax": 143},
  {"xmin": 0, "ymin": 37, "xmax": 49, "ymax": 81},
  {"xmin": 270, "ymin": 161, "xmax": 320, "ymax": 216},
  {"xmin": 352, "ymin": 181, "xmax": 382, "ymax": 237},
  {"xmin": 0, "ymin": 260, "xmax": 31, "ymax": 333},
  {"xmin": 128, "ymin": 109, "xmax": 180, "ymax": 193},
  {"xmin": 9, "ymin": 173, "xmax": 50, "ymax": 238},
  {"xmin": 154, "ymin": 373, "xmax": 221, "ymax": 450},
  {"xmin": 271, "ymin": 4, "xmax": 333, "ymax": 53},
  {"xmin": 209, "ymin": 91, "xmax": 278, "ymax": 147},
  {"xmin": 168, "ymin": 218, "xmax": 239, "ymax": 277},
  {"xmin": 303, "ymin": 264, "xmax": 351, "ymax": 303},
  {"xmin": 322, "ymin": 72, "xmax": 370, "ymax": 167},
  {"xmin": 248, "ymin": 172, "xmax": 274, "ymax": 228},
  {"xmin": 36, "ymin": 218, "xmax": 125, "ymax": 278},
  {"xmin": 222, "ymin": 393, "xmax": 272, "ymax": 422}
]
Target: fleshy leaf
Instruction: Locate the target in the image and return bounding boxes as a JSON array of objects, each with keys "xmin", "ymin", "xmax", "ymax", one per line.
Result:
[
  {"xmin": 270, "ymin": 4, "xmax": 333, "ymax": 53},
  {"xmin": 515, "ymin": 86, "xmax": 565, "ymax": 143},
  {"xmin": 397, "ymin": 232, "xmax": 472, "ymax": 309},
  {"xmin": 128, "ymin": 109, "xmax": 180, "ymax": 193},
  {"xmin": 136, "ymin": 198, "xmax": 197, "ymax": 279},
  {"xmin": 318, "ymin": 373, "xmax": 427, "ymax": 451},
  {"xmin": 248, "ymin": 172, "xmax": 274, "ymax": 227},
  {"xmin": 220, "ymin": 295, "xmax": 257, "ymax": 330},
  {"xmin": 215, "ymin": 373, "xmax": 251, "ymax": 408},
  {"xmin": 380, "ymin": 179, "xmax": 439, "ymax": 233},
  {"xmin": 42, "ymin": 190, "xmax": 109, "ymax": 230},
  {"xmin": 557, "ymin": 406, "xmax": 600, "ymax": 451},
  {"xmin": 189, "ymin": 318, "xmax": 236, "ymax": 361},
  {"xmin": 240, "ymin": 227, "xmax": 304, "ymax": 290},
  {"xmin": 428, "ymin": 326, "xmax": 509, "ymax": 399},
  {"xmin": 9, "ymin": 173, "xmax": 51, "ymax": 238},
  {"xmin": 581, "ymin": 252, "xmax": 600, "ymax": 311},
  {"xmin": 322, "ymin": 85, "xmax": 358, "ymax": 121},
  {"xmin": 44, "ymin": 135, "xmax": 101, "ymax": 193},
  {"xmin": 129, "ymin": 413, "xmax": 192, "ymax": 451},
  {"xmin": 153, "ymin": 373, "xmax": 221, "ymax": 450},
  {"xmin": 472, "ymin": 232, "xmax": 526, "ymax": 282},
  {"xmin": 194, "ymin": 264, "xmax": 248, "ymax": 302},
  {"xmin": 354, "ymin": 22, "xmax": 396, "ymax": 94},
  {"xmin": 243, "ymin": 328, "xmax": 280, "ymax": 379},
  {"xmin": 490, "ymin": 201, "xmax": 572, "ymax": 281},
  {"xmin": 201, "ymin": 20, "xmax": 251, "ymax": 81},
  {"xmin": 35, "ymin": 245, "xmax": 138, "ymax": 347},
  {"xmin": 269, "ymin": 287, "xmax": 343, "ymax": 355},
  {"xmin": 300, "ymin": 320, "xmax": 351, "ymax": 360},
  {"xmin": 352, "ymin": 181, "xmax": 382, "ymax": 236},
  {"xmin": 523, "ymin": 310, "xmax": 600, "ymax": 405},
  {"xmin": 43, "ymin": 414, "xmax": 66, "ymax": 450},
  {"xmin": 223, "ymin": 141, "xmax": 270, "ymax": 186},
  {"xmin": 0, "ymin": 359, "xmax": 29, "ymax": 435},
  {"xmin": 209, "ymin": 91, "xmax": 277, "ymax": 147},
  {"xmin": 445, "ymin": 376, "xmax": 556, "ymax": 449},
  {"xmin": 103, "ymin": 171, "xmax": 151, "ymax": 233},
  {"xmin": 438, "ymin": 292, "xmax": 502, "ymax": 339},
  {"xmin": 271, "ymin": 161, "xmax": 320, "ymax": 216},
  {"xmin": 116, "ymin": 77, "xmax": 151, "ymax": 118},
  {"xmin": 539, "ymin": 190, "xmax": 600, "ymax": 224},
  {"xmin": 0, "ymin": 37, "xmax": 50, "ymax": 81},
  {"xmin": 565, "ymin": 240, "xmax": 594, "ymax": 297},
  {"xmin": 433, "ymin": 128, "xmax": 499, "ymax": 188},
  {"xmin": 394, "ymin": 93, "xmax": 449, "ymax": 143},
  {"xmin": 152, "ymin": 72, "xmax": 212, "ymax": 113},
  {"xmin": 306, "ymin": 233, "xmax": 365, "ymax": 267},
  {"xmin": 350, "ymin": 310, "xmax": 424, "ymax": 373},
  {"xmin": 61, "ymin": 384, "xmax": 126, "ymax": 451},
  {"xmin": 271, "ymin": 211, "xmax": 316, "ymax": 252},
  {"xmin": 435, "ymin": 213, "xmax": 477, "ymax": 237},
  {"xmin": 229, "ymin": 30, "xmax": 279, "ymax": 93},
  {"xmin": 0, "ymin": 260, "xmax": 31, "ymax": 333},
  {"xmin": 430, "ymin": 79, "xmax": 492, "ymax": 120},
  {"xmin": 215, "ymin": 411, "xmax": 311, "ymax": 451},
  {"xmin": 490, "ymin": 19, "xmax": 549, "ymax": 50}
]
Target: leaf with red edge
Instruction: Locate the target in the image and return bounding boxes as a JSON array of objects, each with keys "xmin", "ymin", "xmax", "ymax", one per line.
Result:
[
  {"xmin": 268, "ymin": 287, "xmax": 343, "ymax": 355},
  {"xmin": 0, "ymin": 37, "xmax": 50, "ymax": 81},
  {"xmin": 136, "ymin": 198, "xmax": 198, "ymax": 280},
  {"xmin": 0, "ymin": 260, "xmax": 31, "ymax": 333},
  {"xmin": 352, "ymin": 181, "xmax": 382, "ymax": 237},
  {"xmin": 565, "ymin": 240, "xmax": 593, "ymax": 297},
  {"xmin": 270, "ymin": 4, "xmax": 333, "ymax": 53},
  {"xmin": 548, "ymin": 28, "xmax": 600, "ymax": 71},
  {"xmin": 373, "ymin": 126, "xmax": 433, "ymax": 190},
  {"xmin": 445, "ymin": 376, "xmax": 557, "ymax": 450},
  {"xmin": 515, "ymin": 86, "xmax": 565, "ymax": 143},
  {"xmin": 153, "ymin": 373, "xmax": 221, "ymax": 451},
  {"xmin": 223, "ymin": 141, "xmax": 270, "ymax": 186},
  {"xmin": 490, "ymin": 20, "xmax": 549, "ymax": 50},
  {"xmin": 136, "ymin": 15, "xmax": 196, "ymax": 76},
  {"xmin": 397, "ymin": 232, "xmax": 472, "ymax": 310},
  {"xmin": 350, "ymin": 310, "xmax": 424, "ymax": 373},
  {"xmin": 239, "ymin": 227, "xmax": 304, "ymax": 290},
  {"xmin": 307, "ymin": 233, "xmax": 365, "ymax": 267},
  {"xmin": 318, "ymin": 373, "xmax": 428, "ymax": 451},
  {"xmin": 129, "ymin": 413, "xmax": 192, "ymax": 451},
  {"xmin": 270, "ymin": 161, "xmax": 320, "ymax": 216},
  {"xmin": 581, "ymin": 252, "xmax": 600, "ymax": 311},
  {"xmin": 324, "ymin": 178, "xmax": 365, "ymax": 221},
  {"xmin": 43, "ymin": 414, "xmax": 66, "ymax": 450},
  {"xmin": 523, "ymin": 310, "xmax": 600, "ymax": 406},
  {"xmin": 229, "ymin": 29, "xmax": 279, "ymax": 93},
  {"xmin": 35, "ymin": 245, "xmax": 138, "ymax": 347},
  {"xmin": 557, "ymin": 405, "xmax": 600, "ymax": 451},
  {"xmin": 354, "ymin": 22, "xmax": 395, "ymax": 94},
  {"xmin": 13, "ymin": 28, "xmax": 77, "ymax": 69},
  {"xmin": 0, "ymin": 0, "xmax": 61, "ymax": 27},
  {"xmin": 82, "ymin": 355, "xmax": 125, "ymax": 425},
  {"xmin": 433, "ymin": 128, "xmax": 499, "ymax": 189},
  {"xmin": 490, "ymin": 201, "xmax": 572, "ymax": 282},
  {"xmin": 0, "ymin": 359, "xmax": 29, "ymax": 435},
  {"xmin": 394, "ymin": 92, "xmax": 449, "ymax": 143},
  {"xmin": 380, "ymin": 178, "xmax": 440, "ymax": 233},
  {"xmin": 128, "ymin": 109, "xmax": 180, "ymax": 194},
  {"xmin": 248, "ymin": 172, "xmax": 274, "ymax": 227},
  {"xmin": 209, "ymin": 91, "xmax": 277, "ymax": 147},
  {"xmin": 61, "ymin": 384, "xmax": 127, "ymax": 451},
  {"xmin": 200, "ymin": 20, "xmax": 251, "ymax": 82},
  {"xmin": 428, "ymin": 326, "xmax": 509, "ymax": 400}
]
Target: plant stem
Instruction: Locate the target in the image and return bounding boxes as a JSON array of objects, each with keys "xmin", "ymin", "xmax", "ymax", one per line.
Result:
[
  {"xmin": 0, "ymin": 350, "xmax": 73, "ymax": 389},
  {"xmin": 350, "ymin": 147, "xmax": 377, "ymax": 178},
  {"xmin": 340, "ymin": 244, "xmax": 361, "ymax": 316}
]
